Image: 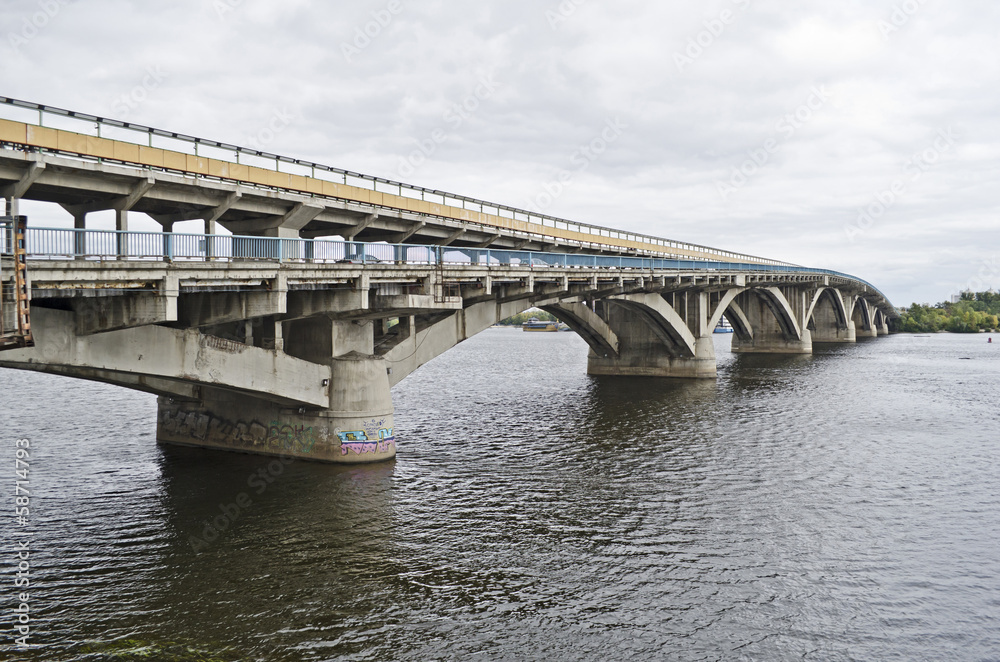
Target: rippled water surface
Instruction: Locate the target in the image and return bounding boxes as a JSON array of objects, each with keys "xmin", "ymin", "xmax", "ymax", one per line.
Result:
[{"xmin": 2, "ymin": 330, "xmax": 1000, "ymax": 660}]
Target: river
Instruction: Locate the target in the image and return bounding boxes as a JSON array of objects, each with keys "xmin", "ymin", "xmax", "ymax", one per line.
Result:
[{"xmin": 2, "ymin": 330, "xmax": 999, "ymax": 660}]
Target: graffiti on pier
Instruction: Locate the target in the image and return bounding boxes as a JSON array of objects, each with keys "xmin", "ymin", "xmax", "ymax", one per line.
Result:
[
  {"xmin": 158, "ymin": 407, "xmax": 320, "ymax": 455},
  {"xmin": 336, "ymin": 417, "xmax": 395, "ymax": 456},
  {"xmin": 266, "ymin": 421, "xmax": 318, "ymax": 454}
]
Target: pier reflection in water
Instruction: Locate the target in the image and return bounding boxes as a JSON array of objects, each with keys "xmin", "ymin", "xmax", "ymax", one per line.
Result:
[{"xmin": 2, "ymin": 330, "xmax": 999, "ymax": 660}]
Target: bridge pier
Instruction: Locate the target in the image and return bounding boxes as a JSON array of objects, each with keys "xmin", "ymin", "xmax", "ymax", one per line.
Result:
[
  {"xmin": 809, "ymin": 289, "xmax": 855, "ymax": 343},
  {"xmin": 587, "ymin": 332, "xmax": 717, "ymax": 378},
  {"xmin": 585, "ymin": 295, "xmax": 717, "ymax": 378},
  {"xmin": 730, "ymin": 288, "xmax": 812, "ymax": 354},
  {"xmin": 156, "ymin": 354, "xmax": 395, "ymax": 462}
]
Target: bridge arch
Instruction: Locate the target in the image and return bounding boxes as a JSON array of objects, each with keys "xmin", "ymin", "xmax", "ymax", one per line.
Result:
[
  {"xmin": 808, "ymin": 288, "xmax": 854, "ymax": 343},
  {"xmin": 540, "ymin": 303, "xmax": 619, "ymax": 358},
  {"xmin": 604, "ymin": 294, "xmax": 698, "ymax": 359},
  {"xmin": 722, "ymin": 300, "xmax": 754, "ymax": 343},
  {"xmin": 851, "ymin": 297, "xmax": 874, "ymax": 336},
  {"xmin": 730, "ymin": 286, "xmax": 811, "ymax": 354}
]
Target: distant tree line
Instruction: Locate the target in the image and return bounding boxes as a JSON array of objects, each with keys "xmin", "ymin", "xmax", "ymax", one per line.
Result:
[
  {"xmin": 496, "ymin": 310, "xmax": 557, "ymax": 326},
  {"xmin": 900, "ymin": 291, "xmax": 1000, "ymax": 333}
]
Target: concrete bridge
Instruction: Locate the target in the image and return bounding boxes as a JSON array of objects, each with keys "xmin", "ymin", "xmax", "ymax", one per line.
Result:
[{"xmin": 0, "ymin": 98, "xmax": 897, "ymax": 463}]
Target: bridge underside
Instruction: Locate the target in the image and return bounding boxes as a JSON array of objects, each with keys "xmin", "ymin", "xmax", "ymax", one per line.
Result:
[{"xmin": 0, "ymin": 256, "xmax": 896, "ymax": 464}]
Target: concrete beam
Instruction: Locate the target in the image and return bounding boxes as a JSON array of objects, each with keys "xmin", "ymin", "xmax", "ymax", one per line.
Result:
[
  {"xmin": 62, "ymin": 175, "xmax": 155, "ymax": 216},
  {"xmin": 0, "ymin": 307, "xmax": 331, "ymax": 407},
  {"xmin": 3, "ymin": 363, "xmax": 203, "ymax": 401},
  {"xmin": 205, "ymin": 189, "xmax": 242, "ymax": 224},
  {"xmin": 343, "ymin": 213, "xmax": 377, "ymax": 240},
  {"xmin": 73, "ymin": 290, "xmax": 178, "ymax": 335},
  {"xmin": 175, "ymin": 289, "xmax": 288, "ymax": 328},
  {"xmin": 1, "ymin": 160, "xmax": 45, "ymax": 199},
  {"xmin": 281, "ymin": 202, "xmax": 325, "ymax": 231},
  {"xmin": 434, "ymin": 227, "xmax": 466, "ymax": 246},
  {"xmin": 474, "ymin": 234, "xmax": 501, "ymax": 248},
  {"xmin": 393, "ymin": 221, "xmax": 426, "ymax": 243}
]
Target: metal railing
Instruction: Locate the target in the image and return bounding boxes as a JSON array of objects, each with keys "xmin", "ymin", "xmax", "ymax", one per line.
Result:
[
  {"xmin": 0, "ymin": 225, "xmax": 895, "ymax": 311},
  {"xmin": 0, "ymin": 96, "xmax": 790, "ymax": 266}
]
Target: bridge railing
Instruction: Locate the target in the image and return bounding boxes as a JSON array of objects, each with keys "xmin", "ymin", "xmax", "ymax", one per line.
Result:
[
  {"xmin": 0, "ymin": 96, "xmax": 788, "ymax": 266},
  {"xmin": 1, "ymin": 225, "xmax": 895, "ymax": 309}
]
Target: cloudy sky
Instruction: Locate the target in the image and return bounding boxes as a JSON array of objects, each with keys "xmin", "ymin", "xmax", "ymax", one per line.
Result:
[{"xmin": 2, "ymin": 0, "xmax": 997, "ymax": 305}]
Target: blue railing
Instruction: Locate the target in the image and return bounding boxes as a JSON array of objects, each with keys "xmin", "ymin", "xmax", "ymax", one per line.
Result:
[{"xmin": 0, "ymin": 224, "xmax": 895, "ymax": 311}]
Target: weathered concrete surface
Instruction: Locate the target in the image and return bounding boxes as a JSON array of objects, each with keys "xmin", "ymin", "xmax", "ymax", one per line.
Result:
[
  {"xmin": 0, "ymin": 307, "xmax": 331, "ymax": 406},
  {"xmin": 157, "ymin": 381, "xmax": 395, "ymax": 464},
  {"xmin": 731, "ymin": 288, "xmax": 813, "ymax": 354}
]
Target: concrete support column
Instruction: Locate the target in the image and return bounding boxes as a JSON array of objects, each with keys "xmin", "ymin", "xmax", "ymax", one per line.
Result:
[
  {"xmin": 204, "ymin": 219, "xmax": 217, "ymax": 259},
  {"xmin": 73, "ymin": 212, "xmax": 87, "ymax": 259},
  {"xmin": 4, "ymin": 197, "xmax": 18, "ymax": 217},
  {"xmin": 263, "ymin": 226, "xmax": 299, "ymax": 261},
  {"xmin": 161, "ymin": 221, "xmax": 174, "ymax": 261},
  {"xmin": 115, "ymin": 208, "xmax": 128, "ymax": 259}
]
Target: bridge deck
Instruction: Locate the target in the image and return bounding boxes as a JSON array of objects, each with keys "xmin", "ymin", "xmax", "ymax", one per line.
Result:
[{"xmin": 0, "ymin": 97, "xmax": 785, "ymax": 264}]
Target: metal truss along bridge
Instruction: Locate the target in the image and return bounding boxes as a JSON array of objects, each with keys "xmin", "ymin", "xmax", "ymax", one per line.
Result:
[{"xmin": 0, "ymin": 97, "xmax": 897, "ymax": 464}]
